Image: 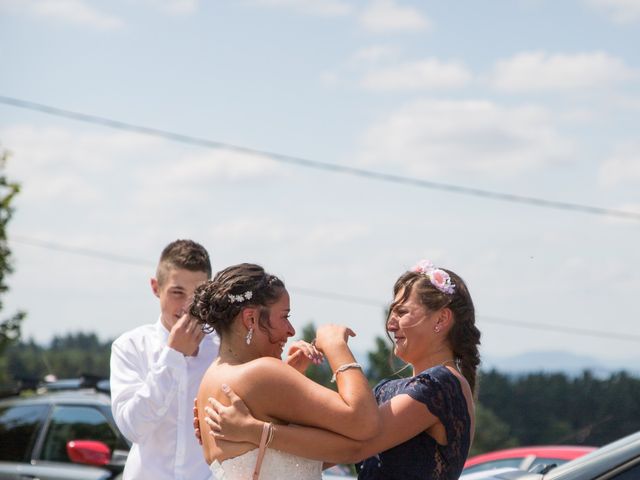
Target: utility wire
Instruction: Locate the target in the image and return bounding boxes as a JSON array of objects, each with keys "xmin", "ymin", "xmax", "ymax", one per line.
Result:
[
  {"xmin": 12, "ymin": 236, "xmax": 153, "ymax": 267},
  {"xmin": 10, "ymin": 235, "xmax": 382, "ymax": 307},
  {"xmin": 479, "ymin": 315, "xmax": 640, "ymax": 343},
  {"xmin": 2, "ymin": 95, "xmax": 639, "ymax": 222},
  {"xmin": 11, "ymin": 234, "xmax": 640, "ymax": 343}
]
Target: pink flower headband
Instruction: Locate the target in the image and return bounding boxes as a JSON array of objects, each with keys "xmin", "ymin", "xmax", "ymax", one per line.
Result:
[{"xmin": 412, "ymin": 260, "xmax": 456, "ymax": 295}]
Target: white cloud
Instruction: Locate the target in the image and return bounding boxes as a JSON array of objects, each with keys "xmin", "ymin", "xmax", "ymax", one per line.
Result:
[
  {"xmin": 303, "ymin": 222, "xmax": 369, "ymax": 246},
  {"xmin": 2, "ymin": 125, "xmax": 157, "ymax": 202},
  {"xmin": 599, "ymin": 141, "xmax": 640, "ymax": 187},
  {"xmin": 352, "ymin": 45, "xmax": 400, "ymax": 63},
  {"xmin": 0, "ymin": 0, "xmax": 124, "ymax": 29},
  {"xmin": 1, "ymin": 125, "xmax": 284, "ymax": 210},
  {"xmin": 209, "ymin": 218, "xmax": 289, "ymax": 244},
  {"xmin": 361, "ymin": 58, "xmax": 472, "ymax": 91},
  {"xmin": 207, "ymin": 218, "xmax": 369, "ymax": 252},
  {"xmin": 356, "ymin": 99, "xmax": 574, "ymax": 176},
  {"xmin": 250, "ymin": 0, "xmax": 353, "ymax": 16},
  {"xmin": 491, "ymin": 51, "xmax": 638, "ymax": 91},
  {"xmin": 319, "ymin": 71, "xmax": 340, "ymax": 86},
  {"xmin": 587, "ymin": 0, "xmax": 640, "ymax": 24},
  {"xmin": 143, "ymin": 0, "xmax": 200, "ymax": 14},
  {"xmin": 359, "ymin": 0, "xmax": 430, "ymax": 33},
  {"xmin": 144, "ymin": 148, "xmax": 283, "ymax": 187}
]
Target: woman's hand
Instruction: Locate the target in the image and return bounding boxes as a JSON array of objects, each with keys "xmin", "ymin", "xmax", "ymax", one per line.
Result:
[
  {"xmin": 205, "ymin": 384, "xmax": 264, "ymax": 445},
  {"xmin": 285, "ymin": 339, "xmax": 324, "ymax": 373},
  {"xmin": 314, "ymin": 324, "xmax": 356, "ymax": 353}
]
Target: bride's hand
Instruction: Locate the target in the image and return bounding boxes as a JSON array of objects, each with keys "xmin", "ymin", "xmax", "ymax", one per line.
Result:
[
  {"xmin": 205, "ymin": 384, "xmax": 264, "ymax": 445},
  {"xmin": 314, "ymin": 324, "xmax": 356, "ymax": 353},
  {"xmin": 285, "ymin": 339, "xmax": 324, "ymax": 373}
]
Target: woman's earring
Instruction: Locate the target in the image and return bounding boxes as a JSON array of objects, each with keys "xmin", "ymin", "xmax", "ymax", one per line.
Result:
[
  {"xmin": 245, "ymin": 327, "xmax": 254, "ymax": 345},
  {"xmin": 434, "ymin": 326, "xmax": 440, "ymax": 333}
]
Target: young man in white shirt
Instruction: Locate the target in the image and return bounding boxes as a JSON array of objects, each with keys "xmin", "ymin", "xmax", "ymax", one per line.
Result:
[{"xmin": 110, "ymin": 239, "xmax": 220, "ymax": 480}]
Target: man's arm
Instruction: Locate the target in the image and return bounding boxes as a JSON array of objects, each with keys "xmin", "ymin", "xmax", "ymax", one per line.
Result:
[{"xmin": 110, "ymin": 336, "xmax": 187, "ymax": 443}]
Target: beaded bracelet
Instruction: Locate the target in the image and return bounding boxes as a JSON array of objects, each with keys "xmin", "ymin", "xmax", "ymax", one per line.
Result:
[{"xmin": 330, "ymin": 362, "xmax": 363, "ymax": 383}]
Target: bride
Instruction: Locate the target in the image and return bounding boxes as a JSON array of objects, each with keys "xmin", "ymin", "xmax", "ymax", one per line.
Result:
[{"xmin": 189, "ymin": 263, "xmax": 379, "ymax": 480}]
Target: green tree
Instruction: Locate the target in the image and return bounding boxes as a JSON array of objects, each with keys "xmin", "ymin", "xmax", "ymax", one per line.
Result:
[
  {"xmin": 470, "ymin": 404, "xmax": 518, "ymax": 455},
  {"xmin": 0, "ymin": 145, "xmax": 25, "ymax": 358},
  {"xmin": 3, "ymin": 333, "xmax": 113, "ymax": 382}
]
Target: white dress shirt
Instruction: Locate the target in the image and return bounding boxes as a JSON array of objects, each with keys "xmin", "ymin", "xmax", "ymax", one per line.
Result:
[{"xmin": 110, "ymin": 319, "xmax": 219, "ymax": 480}]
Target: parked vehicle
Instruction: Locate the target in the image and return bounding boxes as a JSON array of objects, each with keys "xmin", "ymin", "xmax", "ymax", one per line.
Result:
[
  {"xmin": 0, "ymin": 376, "xmax": 129, "ymax": 480},
  {"xmin": 458, "ymin": 430, "xmax": 640, "ymax": 480},
  {"xmin": 463, "ymin": 445, "xmax": 596, "ymax": 475}
]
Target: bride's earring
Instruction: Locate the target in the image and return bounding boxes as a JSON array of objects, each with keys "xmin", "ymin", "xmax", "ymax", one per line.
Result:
[{"xmin": 245, "ymin": 327, "xmax": 254, "ymax": 345}]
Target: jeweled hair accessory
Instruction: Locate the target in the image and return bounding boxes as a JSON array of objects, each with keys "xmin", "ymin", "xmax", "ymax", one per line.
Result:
[
  {"xmin": 412, "ymin": 260, "xmax": 456, "ymax": 295},
  {"xmin": 228, "ymin": 290, "xmax": 253, "ymax": 303}
]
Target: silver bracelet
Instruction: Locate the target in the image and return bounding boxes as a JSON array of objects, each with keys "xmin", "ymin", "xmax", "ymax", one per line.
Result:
[{"xmin": 330, "ymin": 362, "xmax": 363, "ymax": 383}]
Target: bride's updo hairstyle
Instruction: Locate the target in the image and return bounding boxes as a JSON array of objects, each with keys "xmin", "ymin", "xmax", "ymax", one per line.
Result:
[
  {"xmin": 390, "ymin": 264, "xmax": 481, "ymax": 395},
  {"xmin": 189, "ymin": 263, "xmax": 285, "ymax": 340}
]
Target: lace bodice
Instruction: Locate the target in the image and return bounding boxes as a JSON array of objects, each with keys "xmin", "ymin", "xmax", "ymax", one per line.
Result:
[
  {"xmin": 210, "ymin": 448, "xmax": 322, "ymax": 480},
  {"xmin": 358, "ymin": 366, "xmax": 471, "ymax": 480}
]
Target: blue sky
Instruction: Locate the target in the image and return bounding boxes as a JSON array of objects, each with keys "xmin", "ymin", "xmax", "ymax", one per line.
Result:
[{"xmin": 1, "ymin": 0, "xmax": 639, "ymax": 368}]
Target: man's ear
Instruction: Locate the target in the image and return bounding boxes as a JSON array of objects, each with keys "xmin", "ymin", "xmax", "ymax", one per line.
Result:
[{"xmin": 150, "ymin": 277, "xmax": 160, "ymax": 298}]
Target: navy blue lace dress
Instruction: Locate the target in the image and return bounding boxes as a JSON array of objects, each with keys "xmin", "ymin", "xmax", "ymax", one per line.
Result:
[{"xmin": 357, "ymin": 366, "xmax": 471, "ymax": 480}]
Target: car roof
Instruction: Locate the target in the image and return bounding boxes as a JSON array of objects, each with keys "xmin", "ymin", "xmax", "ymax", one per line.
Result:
[
  {"xmin": 465, "ymin": 446, "xmax": 597, "ymax": 467},
  {"xmin": 545, "ymin": 431, "xmax": 640, "ymax": 479},
  {"xmin": 476, "ymin": 432, "xmax": 640, "ymax": 480},
  {"xmin": 0, "ymin": 389, "xmax": 112, "ymax": 408}
]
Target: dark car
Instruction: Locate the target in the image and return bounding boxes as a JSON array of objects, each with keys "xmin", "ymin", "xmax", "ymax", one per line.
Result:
[{"xmin": 0, "ymin": 377, "xmax": 129, "ymax": 480}]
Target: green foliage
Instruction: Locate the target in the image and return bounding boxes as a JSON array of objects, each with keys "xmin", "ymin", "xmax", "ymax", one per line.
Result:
[
  {"xmin": 477, "ymin": 369, "xmax": 640, "ymax": 448},
  {"xmin": 471, "ymin": 404, "xmax": 519, "ymax": 455},
  {"xmin": 0, "ymin": 145, "xmax": 25, "ymax": 356},
  {"xmin": 0, "ymin": 333, "xmax": 113, "ymax": 388}
]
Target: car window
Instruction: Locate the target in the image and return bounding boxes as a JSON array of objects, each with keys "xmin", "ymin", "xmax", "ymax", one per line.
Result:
[
  {"xmin": 39, "ymin": 405, "xmax": 128, "ymax": 463},
  {"xmin": 0, "ymin": 404, "xmax": 50, "ymax": 462},
  {"xmin": 463, "ymin": 458, "xmax": 524, "ymax": 474},
  {"xmin": 610, "ymin": 463, "xmax": 640, "ymax": 479}
]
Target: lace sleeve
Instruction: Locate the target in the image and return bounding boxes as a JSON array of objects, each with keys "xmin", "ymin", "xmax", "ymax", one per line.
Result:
[{"xmin": 402, "ymin": 366, "xmax": 471, "ymax": 463}]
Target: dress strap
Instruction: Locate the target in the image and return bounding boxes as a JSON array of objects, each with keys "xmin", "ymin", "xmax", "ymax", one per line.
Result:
[{"xmin": 252, "ymin": 422, "xmax": 271, "ymax": 480}]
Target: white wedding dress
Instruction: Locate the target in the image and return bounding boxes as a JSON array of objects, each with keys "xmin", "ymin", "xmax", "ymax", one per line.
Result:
[{"xmin": 210, "ymin": 448, "xmax": 322, "ymax": 480}]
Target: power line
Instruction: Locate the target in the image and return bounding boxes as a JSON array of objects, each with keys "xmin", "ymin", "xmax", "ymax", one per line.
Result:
[
  {"xmin": 10, "ymin": 234, "xmax": 640, "ymax": 343},
  {"xmin": 10, "ymin": 235, "xmax": 381, "ymax": 308},
  {"xmin": 479, "ymin": 315, "xmax": 640, "ymax": 343},
  {"xmin": 12, "ymin": 236, "xmax": 153, "ymax": 267},
  {"xmin": 2, "ymin": 94, "xmax": 639, "ymax": 222}
]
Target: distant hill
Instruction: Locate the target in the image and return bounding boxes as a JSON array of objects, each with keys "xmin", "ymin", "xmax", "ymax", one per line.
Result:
[{"xmin": 481, "ymin": 350, "xmax": 640, "ymax": 377}]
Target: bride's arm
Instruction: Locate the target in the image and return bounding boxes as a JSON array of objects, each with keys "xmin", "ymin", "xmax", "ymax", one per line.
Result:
[{"xmin": 209, "ymin": 325, "xmax": 379, "ymax": 443}]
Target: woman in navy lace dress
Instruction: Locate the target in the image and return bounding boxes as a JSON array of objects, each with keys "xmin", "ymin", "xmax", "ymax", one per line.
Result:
[{"xmin": 204, "ymin": 260, "xmax": 481, "ymax": 480}]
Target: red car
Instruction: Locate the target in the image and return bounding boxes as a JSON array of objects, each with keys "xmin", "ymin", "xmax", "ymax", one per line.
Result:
[{"xmin": 462, "ymin": 445, "xmax": 596, "ymax": 474}]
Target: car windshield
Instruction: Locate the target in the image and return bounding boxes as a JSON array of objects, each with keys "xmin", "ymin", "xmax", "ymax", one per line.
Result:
[{"xmin": 545, "ymin": 431, "xmax": 640, "ymax": 478}]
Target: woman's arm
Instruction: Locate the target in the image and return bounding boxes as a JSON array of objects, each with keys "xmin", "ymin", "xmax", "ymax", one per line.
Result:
[
  {"xmin": 230, "ymin": 325, "xmax": 378, "ymax": 441},
  {"xmin": 206, "ymin": 386, "xmax": 443, "ymax": 464}
]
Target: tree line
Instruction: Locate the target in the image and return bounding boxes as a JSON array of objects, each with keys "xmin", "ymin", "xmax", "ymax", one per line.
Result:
[{"xmin": 2, "ymin": 326, "xmax": 639, "ymax": 455}]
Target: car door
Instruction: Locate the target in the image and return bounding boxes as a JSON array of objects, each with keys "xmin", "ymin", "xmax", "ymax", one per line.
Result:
[
  {"xmin": 25, "ymin": 403, "xmax": 128, "ymax": 480},
  {"xmin": 0, "ymin": 403, "xmax": 50, "ymax": 480}
]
